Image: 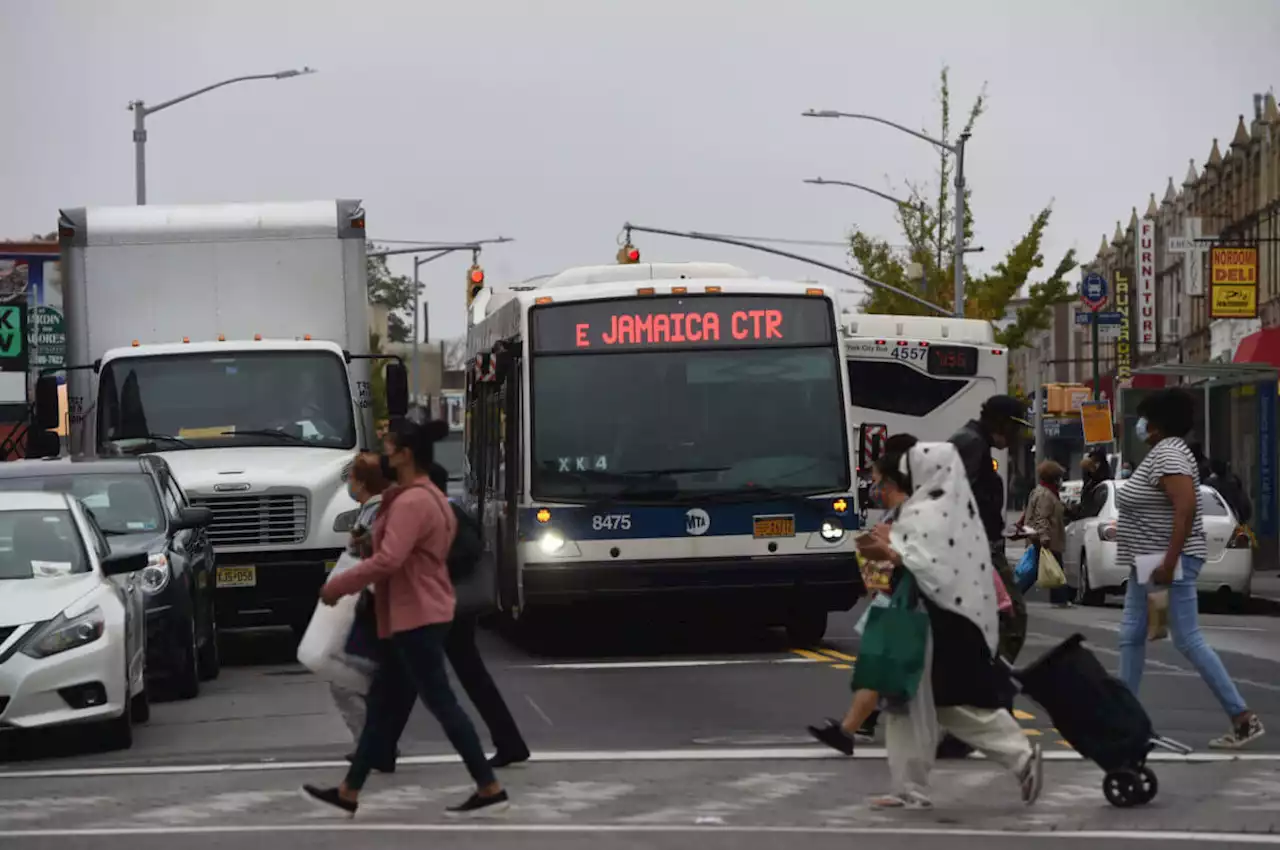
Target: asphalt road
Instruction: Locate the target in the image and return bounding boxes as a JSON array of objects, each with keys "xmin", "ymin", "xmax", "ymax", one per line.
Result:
[{"xmin": 3, "ymin": 566, "xmax": 1280, "ymax": 844}]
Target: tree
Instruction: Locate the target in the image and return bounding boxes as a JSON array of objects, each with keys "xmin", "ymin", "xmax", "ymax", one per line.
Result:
[
  {"xmin": 366, "ymin": 242, "xmax": 420, "ymax": 344},
  {"xmin": 368, "ymin": 329, "xmax": 388, "ymax": 426},
  {"xmin": 849, "ymin": 67, "xmax": 1077, "ymax": 352}
]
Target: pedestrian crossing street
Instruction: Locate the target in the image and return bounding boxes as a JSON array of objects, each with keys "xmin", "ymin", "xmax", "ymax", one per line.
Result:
[
  {"xmin": 1, "ymin": 758, "xmax": 1278, "ymax": 834},
  {"xmin": 793, "ymin": 647, "xmax": 1072, "ymax": 749}
]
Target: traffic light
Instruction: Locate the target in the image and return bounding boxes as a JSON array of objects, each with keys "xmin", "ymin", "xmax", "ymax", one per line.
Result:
[
  {"xmin": 466, "ymin": 264, "xmax": 485, "ymax": 306},
  {"xmin": 616, "ymin": 243, "xmax": 640, "ymax": 264}
]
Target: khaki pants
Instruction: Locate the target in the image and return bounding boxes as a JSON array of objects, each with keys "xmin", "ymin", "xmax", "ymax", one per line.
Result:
[{"xmin": 885, "ymin": 634, "xmax": 1032, "ymax": 797}]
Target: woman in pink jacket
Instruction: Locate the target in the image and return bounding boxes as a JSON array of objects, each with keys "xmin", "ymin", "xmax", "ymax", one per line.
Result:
[{"xmin": 302, "ymin": 417, "xmax": 508, "ymax": 818}]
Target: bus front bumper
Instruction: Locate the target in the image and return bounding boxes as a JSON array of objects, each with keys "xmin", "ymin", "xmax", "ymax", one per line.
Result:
[{"xmin": 521, "ymin": 553, "xmax": 863, "ymax": 612}]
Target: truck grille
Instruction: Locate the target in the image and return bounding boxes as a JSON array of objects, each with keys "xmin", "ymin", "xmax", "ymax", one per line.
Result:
[{"xmin": 191, "ymin": 493, "xmax": 309, "ymax": 547}]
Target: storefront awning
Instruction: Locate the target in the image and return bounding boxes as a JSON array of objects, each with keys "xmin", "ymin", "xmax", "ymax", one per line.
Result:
[
  {"xmin": 1132, "ymin": 361, "xmax": 1277, "ymax": 387},
  {"xmin": 1234, "ymin": 327, "xmax": 1280, "ymax": 369}
]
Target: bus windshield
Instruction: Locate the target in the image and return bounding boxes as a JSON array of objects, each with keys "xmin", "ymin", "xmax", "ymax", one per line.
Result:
[
  {"xmin": 531, "ymin": 346, "xmax": 849, "ymax": 501},
  {"xmin": 97, "ymin": 350, "xmax": 357, "ymax": 452}
]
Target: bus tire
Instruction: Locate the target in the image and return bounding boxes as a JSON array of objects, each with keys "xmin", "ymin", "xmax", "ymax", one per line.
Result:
[{"xmin": 785, "ymin": 608, "xmax": 828, "ymax": 648}]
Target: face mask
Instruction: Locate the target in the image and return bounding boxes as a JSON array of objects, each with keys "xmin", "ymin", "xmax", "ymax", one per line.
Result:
[
  {"xmin": 346, "ymin": 485, "xmax": 359, "ymax": 503},
  {"xmin": 379, "ymin": 453, "xmax": 396, "ymax": 481},
  {"xmin": 1135, "ymin": 417, "xmax": 1149, "ymax": 442},
  {"xmin": 868, "ymin": 482, "xmax": 884, "ymax": 508}
]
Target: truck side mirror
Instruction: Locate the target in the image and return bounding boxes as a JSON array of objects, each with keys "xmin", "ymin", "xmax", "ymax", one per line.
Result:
[
  {"xmin": 384, "ymin": 361, "xmax": 409, "ymax": 418},
  {"xmin": 34, "ymin": 375, "xmax": 59, "ymax": 432}
]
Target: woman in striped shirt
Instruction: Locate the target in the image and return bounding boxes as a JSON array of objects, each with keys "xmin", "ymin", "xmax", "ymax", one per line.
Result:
[{"xmin": 1116, "ymin": 388, "xmax": 1264, "ymax": 749}]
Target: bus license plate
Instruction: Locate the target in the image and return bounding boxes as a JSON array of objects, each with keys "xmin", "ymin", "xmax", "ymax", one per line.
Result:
[
  {"xmin": 216, "ymin": 566, "xmax": 257, "ymax": 588},
  {"xmin": 753, "ymin": 515, "xmax": 795, "ymax": 538}
]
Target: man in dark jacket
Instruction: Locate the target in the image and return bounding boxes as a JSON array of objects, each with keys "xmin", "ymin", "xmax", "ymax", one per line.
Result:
[{"xmin": 949, "ymin": 394, "xmax": 1032, "ymax": 664}]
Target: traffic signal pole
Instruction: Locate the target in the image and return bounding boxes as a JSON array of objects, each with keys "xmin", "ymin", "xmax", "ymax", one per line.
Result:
[{"xmin": 1092, "ymin": 311, "xmax": 1100, "ymax": 402}]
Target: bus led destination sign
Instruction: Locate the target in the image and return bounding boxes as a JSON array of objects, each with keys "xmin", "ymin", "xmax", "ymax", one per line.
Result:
[{"xmin": 531, "ymin": 295, "xmax": 834, "ymax": 353}]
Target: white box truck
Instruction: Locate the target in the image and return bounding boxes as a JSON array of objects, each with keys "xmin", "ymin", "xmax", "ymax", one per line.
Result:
[{"xmin": 30, "ymin": 200, "xmax": 408, "ymax": 634}]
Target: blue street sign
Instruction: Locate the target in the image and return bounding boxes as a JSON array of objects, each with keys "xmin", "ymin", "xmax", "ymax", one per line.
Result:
[
  {"xmin": 1075, "ymin": 310, "xmax": 1122, "ymax": 326},
  {"xmin": 1081, "ymin": 272, "xmax": 1108, "ymax": 309}
]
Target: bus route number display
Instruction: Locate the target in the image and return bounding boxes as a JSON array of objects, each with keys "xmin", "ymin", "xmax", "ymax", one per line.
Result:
[
  {"xmin": 926, "ymin": 345, "xmax": 979, "ymax": 377},
  {"xmin": 531, "ymin": 295, "xmax": 834, "ymax": 353}
]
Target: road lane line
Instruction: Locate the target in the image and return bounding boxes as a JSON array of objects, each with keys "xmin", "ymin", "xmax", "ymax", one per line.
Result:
[
  {"xmin": 525, "ymin": 695, "xmax": 553, "ymax": 726},
  {"xmin": 521, "ymin": 658, "xmax": 818, "ymax": 670},
  {"xmin": 1013, "ymin": 709, "xmax": 1036, "ymax": 720},
  {"xmin": 790, "ymin": 649, "xmax": 830, "ymax": 662},
  {"xmin": 0, "ymin": 824, "xmax": 1276, "ymax": 842},
  {"xmin": 819, "ymin": 648, "xmax": 856, "ymax": 662},
  {"xmin": 6, "ymin": 747, "xmax": 1280, "ymax": 780}
]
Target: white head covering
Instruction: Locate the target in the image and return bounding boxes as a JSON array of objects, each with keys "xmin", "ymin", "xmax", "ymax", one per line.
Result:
[{"xmin": 887, "ymin": 441, "xmax": 999, "ymax": 653}]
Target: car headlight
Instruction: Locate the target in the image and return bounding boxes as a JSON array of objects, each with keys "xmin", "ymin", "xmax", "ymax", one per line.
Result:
[
  {"xmin": 537, "ymin": 530, "xmax": 566, "ymax": 555},
  {"xmin": 20, "ymin": 606, "xmax": 106, "ymax": 659},
  {"xmin": 820, "ymin": 518, "xmax": 845, "ymax": 541},
  {"xmin": 141, "ymin": 554, "xmax": 170, "ymax": 595},
  {"xmin": 333, "ymin": 509, "xmax": 360, "ymax": 533}
]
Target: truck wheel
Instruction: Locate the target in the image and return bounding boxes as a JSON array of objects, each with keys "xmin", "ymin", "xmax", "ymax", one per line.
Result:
[
  {"xmin": 198, "ymin": 604, "xmax": 221, "ymax": 681},
  {"xmin": 786, "ymin": 609, "xmax": 828, "ymax": 648}
]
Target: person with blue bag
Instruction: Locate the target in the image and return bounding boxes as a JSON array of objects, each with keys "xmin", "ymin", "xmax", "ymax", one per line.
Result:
[{"xmin": 854, "ymin": 439, "xmax": 1043, "ymax": 809}]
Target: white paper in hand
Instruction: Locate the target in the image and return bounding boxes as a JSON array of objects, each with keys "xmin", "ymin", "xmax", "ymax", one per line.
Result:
[{"xmin": 1135, "ymin": 553, "xmax": 1184, "ymax": 585}]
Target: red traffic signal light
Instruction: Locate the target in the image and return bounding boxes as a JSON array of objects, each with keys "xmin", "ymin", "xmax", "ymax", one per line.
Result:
[
  {"xmin": 617, "ymin": 243, "xmax": 640, "ymax": 264},
  {"xmin": 469, "ymin": 265, "xmax": 485, "ymax": 285}
]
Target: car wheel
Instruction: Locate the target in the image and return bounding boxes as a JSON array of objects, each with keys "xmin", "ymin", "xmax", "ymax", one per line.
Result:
[
  {"xmin": 174, "ymin": 615, "xmax": 201, "ymax": 700},
  {"xmin": 785, "ymin": 608, "xmax": 828, "ymax": 648},
  {"xmin": 1078, "ymin": 553, "xmax": 1106, "ymax": 607},
  {"xmin": 198, "ymin": 602, "xmax": 221, "ymax": 682}
]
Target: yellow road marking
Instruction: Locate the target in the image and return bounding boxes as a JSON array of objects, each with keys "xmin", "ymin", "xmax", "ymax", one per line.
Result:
[
  {"xmin": 791, "ymin": 649, "xmax": 830, "ymax": 662},
  {"xmin": 1013, "ymin": 709, "xmax": 1035, "ymax": 721},
  {"xmin": 1022, "ymin": 729, "xmax": 1043, "ymax": 737},
  {"xmin": 831, "ymin": 664, "xmax": 852, "ymax": 670},
  {"xmin": 1057, "ymin": 740, "xmax": 1075, "ymax": 749},
  {"xmin": 820, "ymin": 649, "xmax": 857, "ymax": 662}
]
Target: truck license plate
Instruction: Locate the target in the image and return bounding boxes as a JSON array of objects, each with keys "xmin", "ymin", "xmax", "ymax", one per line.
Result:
[
  {"xmin": 216, "ymin": 566, "xmax": 257, "ymax": 588},
  {"xmin": 753, "ymin": 515, "xmax": 795, "ymax": 538}
]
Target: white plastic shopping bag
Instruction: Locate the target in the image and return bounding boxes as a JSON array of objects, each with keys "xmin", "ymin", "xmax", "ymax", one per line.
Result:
[{"xmin": 297, "ymin": 552, "xmax": 376, "ymax": 692}]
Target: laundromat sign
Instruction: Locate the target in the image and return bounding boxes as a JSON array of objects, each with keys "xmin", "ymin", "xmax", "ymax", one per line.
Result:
[{"xmin": 29, "ymin": 305, "xmax": 66, "ymax": 369}]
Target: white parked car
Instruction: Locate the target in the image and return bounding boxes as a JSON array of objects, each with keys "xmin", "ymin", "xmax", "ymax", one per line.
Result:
[
  {"xmin": 1064, "ymin": 481, "xmax": 1253, "ymax": 606},
  {"xmin": 0, "ymin": 492, "xmax": 150, "ymax": 749}
]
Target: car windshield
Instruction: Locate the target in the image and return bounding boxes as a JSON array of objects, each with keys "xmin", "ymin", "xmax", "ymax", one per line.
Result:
[
  {"xmin": 96, "ymin": 350, "xmax": 356, "ymax": 452},
  {"xmin": 531, "ymin": 347, "xmax": 849, "ymax": 501},
  {"xmin": 0, "ymin": 509, "xmax": 90, "ymax": 580},
  {"xmin": 0, "ymin": 474, "xmax": 163, "ymax": 535}
]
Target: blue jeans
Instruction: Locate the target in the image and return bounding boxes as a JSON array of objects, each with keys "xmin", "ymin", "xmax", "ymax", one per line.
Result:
[{"xmin": 1118, "ymin": 555, "xmax": 1248, "ymax": 718}]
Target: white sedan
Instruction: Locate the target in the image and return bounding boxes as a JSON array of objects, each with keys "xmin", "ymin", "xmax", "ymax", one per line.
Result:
[
  {"xmin": 0, "ymin": 491, "xmax": 151, "ymax": 749},
  {"xmin": 1064, "ymin": 481, "xmax": 1253, "ymax": 606}
]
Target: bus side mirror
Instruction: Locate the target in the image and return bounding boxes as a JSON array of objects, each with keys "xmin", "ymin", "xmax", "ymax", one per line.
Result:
[
  {"xmin": 384, "ymin": 361, "xmax": 408, "ymax": 418},
  {"xmin": 859, "ymin": 424, "xmax": 888, "ymax": 466},
  {"xmin": 34, "ymin": 375, "xmax": 59, "ymax": 432}
]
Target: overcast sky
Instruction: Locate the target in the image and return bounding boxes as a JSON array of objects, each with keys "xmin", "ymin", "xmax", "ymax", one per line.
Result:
[{"xmin": 3, "ymin": 0, "xmax": 1276, "ymax": 340}]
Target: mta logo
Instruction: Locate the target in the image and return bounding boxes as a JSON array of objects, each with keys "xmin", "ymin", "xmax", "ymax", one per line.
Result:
[{"xmin": 685, "ymin": 508, "xmax": 710, "ymax": 536}]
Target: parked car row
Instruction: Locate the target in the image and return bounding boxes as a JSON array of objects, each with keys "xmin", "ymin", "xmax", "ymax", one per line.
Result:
[{"xmin": 0, "ymin": 456, "xmax": 218, "ymax": 750}]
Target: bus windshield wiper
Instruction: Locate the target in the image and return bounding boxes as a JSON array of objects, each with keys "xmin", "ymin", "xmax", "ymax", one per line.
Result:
[
  {"xmin": 221, "ymin": 429, "xmax": 311, "ymax": 445},
  {"xmin": 114, "ymin": 433, "xmax": 194, "ymax": 449},
  {"xmin": 622, "ymin": 466, "xmax": 729, "ymax": 477}
]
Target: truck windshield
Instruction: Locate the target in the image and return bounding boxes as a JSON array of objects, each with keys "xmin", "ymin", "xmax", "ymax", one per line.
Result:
[{"xmin": 97, "ymin": 351, "xmax": 357, "ymax": 452}]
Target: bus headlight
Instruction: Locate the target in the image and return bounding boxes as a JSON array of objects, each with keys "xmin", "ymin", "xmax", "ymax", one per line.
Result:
[
  {"xmin": 538, "ymin": 530, "xmax": 567, "ymax": 555},
  {"xmin": 820, "ymin": 518, "xmax": 845, "ymax": 541}
]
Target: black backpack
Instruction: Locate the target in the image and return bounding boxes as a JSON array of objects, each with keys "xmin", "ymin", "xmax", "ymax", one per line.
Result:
[{"xmin": 447, "ymin": 502, "xmax": 483, "ymax": 581}]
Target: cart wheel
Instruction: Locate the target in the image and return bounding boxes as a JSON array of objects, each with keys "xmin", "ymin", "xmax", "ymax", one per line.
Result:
[
  {"xmin": 1103, "ymin": 771, "xmax": 1139, "ymax": 808},
  {"xmin": 1134, "ymin": 765, "xmax": 1158, "ymax": 804}
]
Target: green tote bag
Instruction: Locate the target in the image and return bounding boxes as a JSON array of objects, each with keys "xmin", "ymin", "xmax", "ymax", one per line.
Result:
[{"xmin": 850, "ymin": 570, "xmax": 930, "ymax": 701}]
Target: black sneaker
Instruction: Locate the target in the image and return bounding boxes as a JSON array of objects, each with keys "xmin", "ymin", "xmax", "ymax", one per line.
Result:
[
  {"xmin": 446, "ymin": 790, "xmax": 510, "ymax": 817},
  {"xmin": 807, "ymin": 719, "xmax": 855, "ymax": 755},
  {"xmin": 300, "ymin": 785, "xmax": 357, "ymax": 818},
  {"xmin": 343, "ymin": 750, "xmax": 398, "ymax": 773},
  {"xmin": 489, "ymin": 747, "xmax": 531, "ymax": 769}
]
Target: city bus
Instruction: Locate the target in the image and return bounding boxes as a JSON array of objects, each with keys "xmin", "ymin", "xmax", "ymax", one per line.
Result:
[
  {"xmin": 842, "ymin": 315, "xmax": 1009, "ymax": 516},
  {"xmin": 464, "ymin": 263, "xmax": 860, "ymax": 645}
]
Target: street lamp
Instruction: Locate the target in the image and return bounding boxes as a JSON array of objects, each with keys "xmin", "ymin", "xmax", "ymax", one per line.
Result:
[
  {"xmin": 129, "ymin": 67, "xmax": 317, "ymax": 204},
  {"xmin": 804, "ymin": 109, "xmax": 970, "ymax": 318},
  {"xmin": 803, "ymin": 177, "xmax": 922, "ymax": 213}
]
